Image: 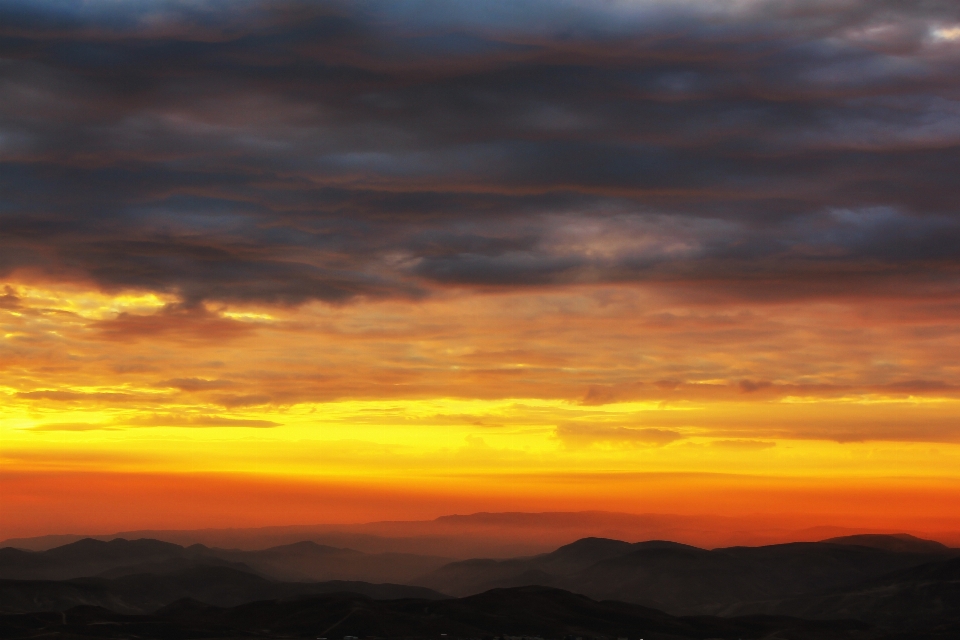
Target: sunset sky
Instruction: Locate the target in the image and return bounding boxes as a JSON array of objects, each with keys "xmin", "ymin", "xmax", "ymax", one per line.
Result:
[{"xmin": 2, "ymin": 0, "xmax": 960, "ymax": 542}]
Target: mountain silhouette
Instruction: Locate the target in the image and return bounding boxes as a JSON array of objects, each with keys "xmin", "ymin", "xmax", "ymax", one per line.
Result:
[
  {"xmin": 721, "ymin": 556, "xmax": 960, "ymax": 632},
  {"xmin": 821, "ymin": 533, "xmax": 950, "ymax": 554},
  {"xmin": 0, "ymin": 564, "xmax": 447, "ymax": 614},
  {"xmin": 10, "ymin": 511, "xmax": 956, "ymax": 555},
  {"xmin": 0, "ymin": 587, "xmax": 879, "ymax": 640},
  {"xmin": 0, "ymin": 537, "xmax": 449, "ymax": 584},
  {"xmin": 0, "ymin": 539, "xmax": 192, "ymax": 581},
  {"xmin": 414, "ymin": 534, "xmax": 958, "ymax": 615},
  {"xmin": 2, "ymin": 533, "xmax": 957, "ymax": 636}
]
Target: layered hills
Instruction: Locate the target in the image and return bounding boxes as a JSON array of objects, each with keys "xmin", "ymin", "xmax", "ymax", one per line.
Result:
[
  {"xmin": 0, "ymin": 565, "xmax": 446, "ymax": 614},
  {"xmin": 1, "ymin": 587, "xmax": 885, "ymax": 640},
  {"xmin": 413, "ymin": 535, "xmax": 957, "ymax": 615},
  {"xmin": 0, "ymin": 537, "xmax": 450, "ymax": 583},
  {"xmin": 723, "ymin": 556, "xmax": 960, "ymax": 632},
  {"xmin": 7, "ymin": 511, "xmax": 958, "ymax": 555},
  {"xmin": 1, "ymin": 532, "xmax": 958, "ymax": 637}
]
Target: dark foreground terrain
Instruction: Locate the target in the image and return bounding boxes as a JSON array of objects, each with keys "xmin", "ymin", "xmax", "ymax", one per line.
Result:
[
  {"xmin": 0, "ymin": 565, "xmax": 445, "ymax": 613},
  {"xmin": 0, "ymin": 586, "xmax": 911, "ymax": 640},
  {"xmin": 1, "ymin": 534, "xmax": 958, "ymax": 639}
]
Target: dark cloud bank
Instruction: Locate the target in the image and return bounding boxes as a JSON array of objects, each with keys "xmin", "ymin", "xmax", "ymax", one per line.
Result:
[{"xmin": 1, "ymin": 0, "xmax": 959, "ymax": 304}]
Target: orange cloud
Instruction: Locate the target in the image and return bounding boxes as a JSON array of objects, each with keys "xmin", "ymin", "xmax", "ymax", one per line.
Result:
[{"xmin": 3, "ymin": 279, "xmax": 960, "ymax": 535}]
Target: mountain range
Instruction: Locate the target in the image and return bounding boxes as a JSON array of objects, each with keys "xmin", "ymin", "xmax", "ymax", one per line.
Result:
[
  {"xmin": 6, "ymin": 511, "xmax": 959, "ymax": 554},
  {"xmin": 0, "ymin": 537, "xmax": 450, "ymax": 583},
  {"xmin": 0, "ymin": 565, "xmax": 444, "ymax": 614},
  {"xmin": 413, "ymin": 533, "xmax": 958, "ymax": 615},
  {"xmin": 1, "ymin": 531, "xmax": 958, "ymax": 637},
  {"xmin": 0, "ymin": 587, "xmax": 903, "ymax": 640}
]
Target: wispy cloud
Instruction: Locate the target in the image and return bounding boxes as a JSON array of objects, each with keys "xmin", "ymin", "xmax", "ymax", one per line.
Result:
[
  {"xmin": 555, "ymin": 424, "xmax": 686, "ymax": 448},
  {"xmin": 29, "ymin": 415, "xmax": 282, "ymax": 430}
]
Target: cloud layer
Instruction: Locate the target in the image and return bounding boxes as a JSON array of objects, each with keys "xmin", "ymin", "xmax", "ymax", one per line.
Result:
[{"xmin": 2, "ymin": 0, "xmax": 959, "ymax": 304}]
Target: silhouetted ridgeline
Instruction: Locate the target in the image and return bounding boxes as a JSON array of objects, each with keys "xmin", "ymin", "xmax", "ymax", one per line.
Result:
[
  {"xmin": 1, "ymin": 534, "xmax": 958, "ymax": 638},
  {"xmin": 0, "ymin": 587, "xmax": 885, "ymax": 640},
  {"xmin": 413, "ymin": 534, "xmax": 958, "ymax": 615},
  {"xmin": 0, "ymin": 537, "xmax": 451, "ymax": 583},
  {"xmin": 7, "ymin": 512, "xmax": 958, "ymax": 554}
]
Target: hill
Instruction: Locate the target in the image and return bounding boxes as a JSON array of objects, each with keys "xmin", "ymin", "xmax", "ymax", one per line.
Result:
[
  {"xmin": 722, "ymin": 556, "xmax": 960, "ymax": 632},
  {"xmin": 821, "ymin": 533, "xmax": 950, "ymax": 554},
  {"xmin": 0, "ymin": 564, "xmax": 447, "ymax": 614},
  {"xmin": 3, "ymin": 532, "xmax": 957, "ymax": 634},
  {"xmin": 0, "ymin": 537, "xmax": 450, "ymax": 584},
  {"xmin": 415, "ymin": 534, "xmax": 958, "ymax": 615},
  {"xmin": 7, "ymin": 511, "xmax": 958, "ymax": 554},
  {"xmin": 0, "ymin": 587, "xmax": 880, "ymax": 640}
]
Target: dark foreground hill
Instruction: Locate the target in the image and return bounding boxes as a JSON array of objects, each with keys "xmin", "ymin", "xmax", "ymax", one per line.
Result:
[
  {"xmin": 722, "ymin": 556, "xmax": 960, "ymax": 632},
  {"xmin": 415, "ymin": 535, "xmax": 959, "ymax": 615},
  {"xmin": 0, "ymin": 565, "xmax": 446, "ymax": 614},
  {"xmin": 0, "ymin": 586, "xmax": 888, "ymax": 640}
]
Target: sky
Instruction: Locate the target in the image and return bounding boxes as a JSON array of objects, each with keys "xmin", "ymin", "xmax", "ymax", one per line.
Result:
[{"xmin": 1, "ymin": 0, "xmax": 960, "ymax": 541}]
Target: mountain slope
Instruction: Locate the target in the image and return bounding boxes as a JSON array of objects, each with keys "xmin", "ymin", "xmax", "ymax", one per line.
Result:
[
  {"xmin": 214, "ymin": 540, "xmax": 450, "ymax": 582},
  {"xmin": 722, "ymin": 556, "xmax": 960, "ymax": 631},
  {"xmin": 0, "ymin": 566, "xmax": 448, "ymax": 614},
  {"xmin": 0, "ymin": 537, "xmax": 450, "ymax": 584},
  {"xmin": 821, "ymin": 533, "xmax": 950, "ymax": 554},
  {"xmin": 0, "ymin": 539, "xmax": 191, "ymax": 580},
  {"xmin": 415, "ymin": 535, "xmax": 958, "ymax": 615},
  {"xmin": 0, "ymin": 587, "xmax": 878, "ymax": 640}
]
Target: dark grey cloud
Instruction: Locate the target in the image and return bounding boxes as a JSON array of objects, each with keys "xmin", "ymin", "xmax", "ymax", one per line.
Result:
[{"xmin": 1, "ymin": 0, "xmax": 958, "ymax": 304}]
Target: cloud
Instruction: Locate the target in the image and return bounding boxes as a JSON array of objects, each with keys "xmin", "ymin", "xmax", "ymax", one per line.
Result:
[
  {"xmin": 710, "ymin": 440, "xmax": 777, "ymax": 450},
  {"xmin": 739, "ymin": 379, "xmax": 773, "ymax": 393},
  {"xmin": 157, "ymin": 377, "xmax": 235, "ymax": 391},
  {"xmin": 29, "ymin": 415, "xmax": 282, "ymax": 430},
  {"xmin": 28, "ymin": 423, "xmax": 123, "ymax": 432},
  {"xmin": 577, "ymin": 380, "xmax": 960, "ymax": 405},
  {"xmin": 126, "ymin": 414, "xmax": 281, "ymax": 428},
  {"xmin": 555, "ymin": 424, "xmax": 685, "ymax": 447},
  {"xmin": 931, "ymin": 25, "xmax": 960, "ymax": 41},
  {"xmin": 15, "ymin": 390, "xmax": 160, "ymax": 403},
  {"xmin": 0, "ymin": 0, "xmax": 958, "ymax": 306},
  {"xmin": 91, "ymin": 303, "xmax": 256, "ymax": 342},
  {"xmin": 0, "ymin": 286, "xmax": 21, "ymax": 309},
  {"xmin": 213, "ymin": 394, "xmax": 272, "ymax": 407}
]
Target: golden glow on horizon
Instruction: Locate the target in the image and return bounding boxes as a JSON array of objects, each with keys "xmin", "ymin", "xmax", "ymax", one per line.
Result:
[{"xmin": 2, "ymin": 280, "xmax": 960, "ymax": 538}]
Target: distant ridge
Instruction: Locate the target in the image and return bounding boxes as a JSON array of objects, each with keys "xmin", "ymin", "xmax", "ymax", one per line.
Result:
[
  {"xmin": 0, "ymin": 537, "xmax": 450, "ymax": 585},
  {"xmin": 5, "ymin": 511, "xmax": 960, "ymax": 553},
  {"xmin": 821, "ymin": 533, "xmax": 950, "ymax": 554},
  {"xmin": 413, "ymin": 534, "xmax": 959, "ymax": 614}
]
